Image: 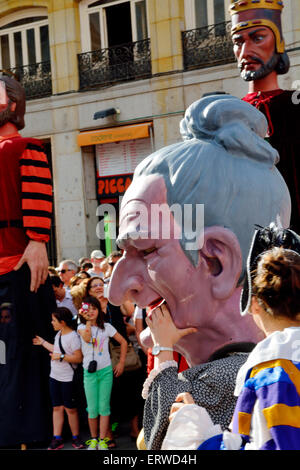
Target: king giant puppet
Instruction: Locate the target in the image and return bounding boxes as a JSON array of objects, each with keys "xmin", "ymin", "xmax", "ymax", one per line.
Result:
[{"xmin": 230, "ymin": 0, "xmax": 299, "ymax": 234}]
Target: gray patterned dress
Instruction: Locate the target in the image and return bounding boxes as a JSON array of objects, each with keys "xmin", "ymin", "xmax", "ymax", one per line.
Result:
[{"xmin": 143, "ymin": 352, "xmax": 250, "ymax": 450}]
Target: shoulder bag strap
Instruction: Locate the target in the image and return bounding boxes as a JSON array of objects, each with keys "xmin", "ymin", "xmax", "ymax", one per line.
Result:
[
  {"xmin": 91, "ymin": 327, "xmax": 99, "ymax": 361},
  {"xmin": 58, "ymin": 332, "xmax": 66, "ymax": 354},
  {"xmin": 58, "ymin": 332, "xmax": 75, "ymax": 371}
]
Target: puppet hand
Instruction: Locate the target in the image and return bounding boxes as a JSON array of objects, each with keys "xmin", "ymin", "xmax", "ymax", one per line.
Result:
[
  {"xmin": 169, "ymin": 392, "xmax": 195, "ymax": 423},
  {"xmin": 14, "ymin": 240, "xmax": 49, "ymax": 293},
  {"xmin": 146, "ymin": 303, "xmax": 197, "ymax": 348}
]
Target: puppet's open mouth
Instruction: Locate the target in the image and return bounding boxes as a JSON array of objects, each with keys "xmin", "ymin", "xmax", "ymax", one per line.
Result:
[{"xmin": 147, "ymin": 297, "xmax": 165, "ymax": 313}]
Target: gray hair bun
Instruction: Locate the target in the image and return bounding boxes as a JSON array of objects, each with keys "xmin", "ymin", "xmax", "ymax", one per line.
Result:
[{"xmin": 180, "ymin": 94, "xmax": 279, "ymax": 167}]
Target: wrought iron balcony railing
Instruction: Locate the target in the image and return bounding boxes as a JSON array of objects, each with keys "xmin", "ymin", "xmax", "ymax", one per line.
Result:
[
  {"xmin": 182, "ymin": 21, "xmax": 236, "ymax": 71},
  {"xmin": 10, "ymin": 61, "xmax": 52, "ymax": 100},
  {"xmin": 78, "ymin": 38, "xmax": 152, "ymax": 90}
]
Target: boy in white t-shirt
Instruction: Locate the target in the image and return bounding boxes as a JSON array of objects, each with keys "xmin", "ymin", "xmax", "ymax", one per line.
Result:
[{"xmin": 33, "ymin": 307, "xmax": 85, "ymax": 450}]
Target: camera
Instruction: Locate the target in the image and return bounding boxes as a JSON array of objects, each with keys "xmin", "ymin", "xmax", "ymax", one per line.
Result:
[{"xmin": 88, "ymin": 360, "xmax": 97, "ymax": 373}]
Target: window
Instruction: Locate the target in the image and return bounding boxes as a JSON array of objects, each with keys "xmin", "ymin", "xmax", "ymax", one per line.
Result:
[
  {"xmin": 0, "ymin": 9, "xmax": 50, "ymax": 70},
  {"xmin": 135, "ymin": 0, "xmax": 148, "ymax": 41},
  {"xmin": 78, "ymin": 0, "xmax": 151, "ymax": 89},
  {"xmin": 80, "ymin": 0, "xmax": 149, "ymax": 52},
  {"xmin": 195, "ymin": 0, "xmax": 208, "ymax": 29},
  {"xmin": 185, "ymin": 0, "xmax": 227, "ymax": 30},
  {"xmin": 182, "ymin": 0, "xmax": 234, "ymax": 71},
  {"xmin": 214, "ymin": 0, "xmax": 225, "ymax": 25}
]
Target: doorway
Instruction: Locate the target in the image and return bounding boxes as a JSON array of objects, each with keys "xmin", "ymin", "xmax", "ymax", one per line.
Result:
[
  {"xmin": 105, "ymin": 2, "xmax": 133, "ymax": 75},
  {"xmin": 105, "ymin": 2, "xmax": 132, "ymax": 47}
]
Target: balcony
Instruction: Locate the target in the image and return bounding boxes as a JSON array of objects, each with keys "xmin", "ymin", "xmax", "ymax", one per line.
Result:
[
  {"xmin": 182, "ymin": 21, "xmax": 236, "ymax": 71},
  {"xmin": 78, "ymin": 38, "xmax": 152, "ymax": 90},
  {"xmin": 10, "ymin": 60, "xmax": 52, "ymax": 100}
]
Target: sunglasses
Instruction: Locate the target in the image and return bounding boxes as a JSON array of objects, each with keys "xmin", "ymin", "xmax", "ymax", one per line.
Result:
[
  {"xmin": 59, "ymin": 269, "xmax": 73, "ymax": 274},
  {"xmin": 90, "ymin": 283, "xmax": 103, "ymax": 288}
]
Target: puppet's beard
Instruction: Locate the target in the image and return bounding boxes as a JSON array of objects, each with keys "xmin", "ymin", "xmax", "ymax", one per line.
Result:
[
  {"xmin": 239, "ymin": 53, "xmax": 280, "ymax": 82},
  {"xmin": 0, "ymin": 102, "xmax": 14, "ymax": 127}
]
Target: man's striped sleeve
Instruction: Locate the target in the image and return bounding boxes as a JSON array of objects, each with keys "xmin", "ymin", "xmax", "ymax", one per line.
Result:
[{"xmin": 20, "ymin": 143, "xmax": 53, "ymax": 242}]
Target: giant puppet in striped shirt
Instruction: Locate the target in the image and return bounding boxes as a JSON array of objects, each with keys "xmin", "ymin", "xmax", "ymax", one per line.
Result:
[
  {"xmin": 0, "ymin": 74, "xmax": 56, "ymax": 448},
  {"xmin": 0, "ymin": 74, "xmax": 53, "ymax": 281},
  {"xmin": 0, "ymin": 135, "xmax": 53, "ymax": 274}
]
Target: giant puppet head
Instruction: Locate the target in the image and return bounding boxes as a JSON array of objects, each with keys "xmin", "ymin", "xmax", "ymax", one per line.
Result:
[
  {"xmin": 108, "ymin": 94, "xmax": 291, "ymax": 367},
  {"xmin": 230, "ymin": 0, "xmax": 290, "ymax": 81},
  {"xmin": 0, "ymin": 74, "xmax": 26, "ymax": 131}
]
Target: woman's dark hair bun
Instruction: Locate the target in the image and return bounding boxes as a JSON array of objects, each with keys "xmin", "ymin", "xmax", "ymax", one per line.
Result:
[{"xmin": 253, "ymin": 247, "xmax": 300, "ymax": 319}]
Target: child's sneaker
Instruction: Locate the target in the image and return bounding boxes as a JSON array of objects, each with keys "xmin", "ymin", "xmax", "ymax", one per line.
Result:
[
  {"xmin": 86, "ymin": 438, "xmax": 99, "ymax": 450},
  {"xmin": 48, "ymin": 437, "xmax": 64, "ymax": 450},
  {"xmin": 72, "ymin": 437, "xmax": 86, "ymax": 449},
  {"xmin": 98, "ymin": 438, "xmax": 109, "ymax": 450}
]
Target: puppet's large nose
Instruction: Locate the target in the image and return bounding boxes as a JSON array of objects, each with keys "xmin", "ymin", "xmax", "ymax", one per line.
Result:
[{"xmin": 108, "ymin": 256, "xmax": 144, "ymax": 306}]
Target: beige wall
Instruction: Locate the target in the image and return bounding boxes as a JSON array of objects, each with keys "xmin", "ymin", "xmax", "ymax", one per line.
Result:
[
  {"xmin": 148, "ymin": 0, "xmax": 185, "ymax": 75},
  {"xmin": 48, "ymin": 0, "xmax": 81, "ymax": 94}
]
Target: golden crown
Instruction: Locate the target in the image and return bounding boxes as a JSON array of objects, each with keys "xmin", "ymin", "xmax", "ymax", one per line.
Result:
[
  {"xmin": 229, "ymin": 0, "xmax": 285, "ymax": 53},
  {"xmin": 229, "ymin": 0, "xmax": 284, "ymax": 15}
]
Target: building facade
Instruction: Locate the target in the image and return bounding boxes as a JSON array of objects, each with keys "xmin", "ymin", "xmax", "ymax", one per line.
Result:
[{"xmin": 0, "ymin": 0, "xmax": 299, "ymax": 264}]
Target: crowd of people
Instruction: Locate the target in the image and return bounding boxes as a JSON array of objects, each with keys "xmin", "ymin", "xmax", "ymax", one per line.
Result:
[{"xmin": 33, "ymin": 250, "xmax": 148, "ymax": 450}]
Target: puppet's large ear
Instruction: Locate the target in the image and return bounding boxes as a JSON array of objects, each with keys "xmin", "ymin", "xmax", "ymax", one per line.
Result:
[{"xmin": 199, "ymin": 227, "xmax": 242, "ymax": 300}]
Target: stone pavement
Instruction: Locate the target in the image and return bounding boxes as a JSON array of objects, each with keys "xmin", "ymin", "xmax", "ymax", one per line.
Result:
[
  {"xmin": 62, "ymin": 421, "xmax": 138, "ymax": 451},
  {"xmin": 2, "ymin": 420, "xmax": 139, "ymax": 451}
]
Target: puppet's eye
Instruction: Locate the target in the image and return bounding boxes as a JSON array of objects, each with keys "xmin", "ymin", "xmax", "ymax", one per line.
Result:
[
  {"xmin": 253, "ymin": 33, "xmax": 265, "ymax": 43},
  {"xmin": 232, "ymin": 37, "xmax": 243, "ymax": 47}
]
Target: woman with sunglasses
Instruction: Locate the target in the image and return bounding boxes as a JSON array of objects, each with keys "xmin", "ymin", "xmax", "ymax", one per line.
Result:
[{"xmin": 86, "ymin": 277, "xmax": 108, "ymax": 312}]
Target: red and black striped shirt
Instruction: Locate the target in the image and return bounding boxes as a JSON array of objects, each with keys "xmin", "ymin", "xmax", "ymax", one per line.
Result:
[{"xmin": 0, "ymin": 133, "xmax": 53, "ymax": 274}]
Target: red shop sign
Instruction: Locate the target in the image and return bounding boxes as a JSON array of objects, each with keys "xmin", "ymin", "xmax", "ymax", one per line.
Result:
[{"xmin": 97, "ymin": 174, "xmax": 133, "ymax": 198}]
